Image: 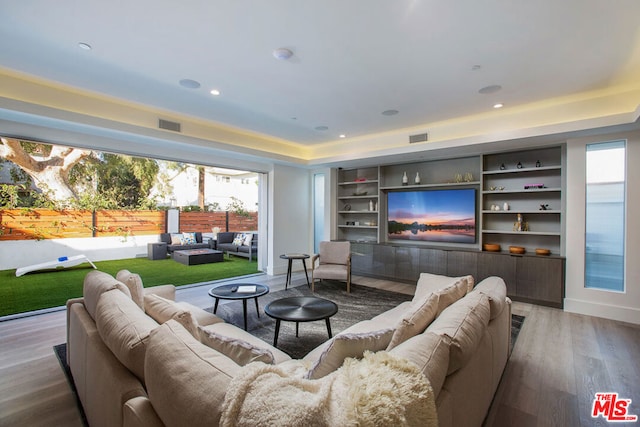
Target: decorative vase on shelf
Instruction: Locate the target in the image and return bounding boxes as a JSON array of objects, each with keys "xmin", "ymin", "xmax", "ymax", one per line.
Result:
[
  {"xmin": 414, "ymin": 172, "xmax": 421, "ymax": 184},
  {"xmin": 536, "ymin": 160, "xmax": 541, "ymax": 168},
  {"xmin": 517, "ymin": 162, "xmax": 523, "ymax": 169},
  {"xmin": 503, "ymin": 202, "xmax": 509, "ymax": 211},
  {"xmin": 369, "ymin": 200, "xmax": 374, "ymax": 211},
  {"xmin": 402, "ymin": 172, "xmax": 408, "ymax": 186}
]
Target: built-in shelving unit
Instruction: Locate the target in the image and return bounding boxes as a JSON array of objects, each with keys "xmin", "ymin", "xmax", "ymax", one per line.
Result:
[
  {"xmin": 333, "ymin": 145, "xmax": 566, "ymax": 308},
  {"xmin": 481, "ymin": 146, "xmax": 565, "ymax": 256},
  {"xmin": 336, "ymin": 166, "xmax": 380, "ymax": 242}
]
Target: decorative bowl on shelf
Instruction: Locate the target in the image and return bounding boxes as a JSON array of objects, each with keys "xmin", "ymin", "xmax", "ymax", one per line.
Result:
[
  {"xmin": 535, "ymin": 248, "xmax": 551, "ymax": 256},
  {"xmin": 483, "ymin": 243, "xmax": 501, "ymax": 252},
  {"xmin": 509, "ymin": 246, "xmax": 526, "ymax": 254}
]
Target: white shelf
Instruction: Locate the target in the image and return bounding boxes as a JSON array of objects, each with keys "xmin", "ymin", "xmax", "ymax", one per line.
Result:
[
  {"xmin": 482, "ymin": 229, "xmax": 561, "ymax": 236},
  {"xmin": 338, "ymin": 225, "xmax": 378, "ymax": 229},
  {"xmin": 338, "ymin": 180, "xmax": 379, "ymax": 186},
  {"xmin": 381, "ymin": 181, "xmax": 480, "ymax": 191},
  {"xmin": 482, "ymin": 210, "xmax": 561, "ymax": 214},
  {"xmin": 338, "ymin": 210, "xmax": 378, "ymax": 214},
  {"xmin": 338, "ymin": 195, "xmax": 378, "ymax": 200},
  {"xmin": 482, "ymin": 165, "xmax": 561, "ymax": 175},
  {"xmin": 483, "ymin": 187, "xmax": 561, "ymax": 194}
]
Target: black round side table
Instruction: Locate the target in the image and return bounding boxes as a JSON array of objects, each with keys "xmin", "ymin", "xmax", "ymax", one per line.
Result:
[
  {"xmin": 264, "ymin": 296, "xmax": 338, "ymax": 347},
  {"xmin": 208, "ymin": 284, "xmax": 269, "ymax": 331}
]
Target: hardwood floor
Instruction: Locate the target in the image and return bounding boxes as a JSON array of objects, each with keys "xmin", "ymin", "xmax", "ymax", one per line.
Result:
[{"xmin": 1, "ymin": 272, "xmax": 638, "ymax": 427}]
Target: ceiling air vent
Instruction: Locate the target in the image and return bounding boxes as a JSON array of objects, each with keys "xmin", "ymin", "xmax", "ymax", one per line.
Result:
[
  {"xmin": 158, "ymin": 119, "xmax": 181, "ymax": 132},
  {"xmin": 409, "ymin": 132, "xmax": 428, "ymax": 144}
]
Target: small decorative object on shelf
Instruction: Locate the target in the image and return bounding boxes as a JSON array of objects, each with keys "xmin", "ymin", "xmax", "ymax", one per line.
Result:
[
  {"xmin": 489, "ymin": 186, "xmax": 497, "ymax": 191},
  {"xmin": 354, "ymin": 177, "xmax": 367, "ymax": 182},
  {"xmin": 509, "ymin": 246, "xmax": 526, "ymax": 254},
  {"xmin": 513, "ymin": 213, "xmax": 529, "ymax": 232},
  {"xmin": 369, "ymin": 200, "xmax": 374, "ymax": 211},
  {"xmin": 539, "ymin": 204, "xmax": 549, "ymax": 210},
  {"xmin": 524, "ymin": 183, "xmax": 545, "ymax": 189},
  {"xmin": 503, "ymin": 202, "xmax": 510, "ymax": 211},
  {"xmin": 535, "ymin": 248, "xmax": 551, "ymax": 256},
  {"xmin": 464, "ymin": 172, "xmax": 473, "ymax": 182},
  {"xmin": 374, "ymin": 201, "xmax": 378, "ymax": 211},
  {"xmin": 454, "ymin": 173, "xmax": 463, "ymax": 183},
  {"xmin": 500, "ymin": 163, "xmax": 506, "ymax": 170},
  {"xmin": 415, "ymin": 172, "xmax": 421, "ymax": 184},
  {"xmin": 343, "ymin": 204, "xmax": 351, "ymax": 211},
  {"xmin": 402, "ymin": 171, "xmax": 408, "ymax": 186},
  {"xmin": 536, "ymin": 160, "xmax": 541, "ymax": 168},
  {"xmin": 517, "ymin": 162, "xmax": 523, "ymax": 169},
  {"xmin": 498, "ymin": 186, "xmax": 505, "ymax": 191}
]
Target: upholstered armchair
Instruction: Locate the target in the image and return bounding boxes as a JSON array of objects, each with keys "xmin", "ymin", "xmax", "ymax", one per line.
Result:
[{"xmin": 310, "ymin": 241, "xmax": 352, "ymax": 293}]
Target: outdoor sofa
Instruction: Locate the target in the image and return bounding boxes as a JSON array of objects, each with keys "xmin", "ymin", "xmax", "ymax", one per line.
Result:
[
  {"xmin": 159, "ymin": 232, "xmax": 212, "ymax": 254},
  {"xmin": 66, "ymin": 269, "xmax": 511, "ymax": 427},
  {"xmin": 216, "ymin": 231, "xmax": 258, "ymax": 261}
]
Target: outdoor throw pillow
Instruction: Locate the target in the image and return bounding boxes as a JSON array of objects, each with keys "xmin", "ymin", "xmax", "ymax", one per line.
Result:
[
  {"xmin": 170, "ymin": 233, "xmax": 183, "ymax": 245},
  {"xmin": 232, "ymin": 235, "xmax": 244, "ymax": 245},
  {"xmin": 182, "ymin": 232, "xmax": 197, "ymax": 245},
  {"xmin": 197, "ymin": 325, "xmax": 275, "ymax": 366},
  {"xmin": 242, "ymin": 233, "xmax": 253, "ymax": 246},
  {"xmin": 306, "ymin": 328, "xmax": 395, "ymax": 379}
]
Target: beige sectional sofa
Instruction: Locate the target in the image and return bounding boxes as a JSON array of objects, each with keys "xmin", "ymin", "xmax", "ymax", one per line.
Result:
[{"xmin": 66, "ymin": 269, "xmax": 511, "ymax": 427}]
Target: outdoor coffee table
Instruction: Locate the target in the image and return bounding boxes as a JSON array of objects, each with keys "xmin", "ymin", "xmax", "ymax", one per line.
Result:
[
  {"xmin": 264, "ymin": 296, "xmax": 338, "ymax": 347},
  {"xmin": 173, "ymin": 248, "xmax": 224, "ymax": 266},
  {"xmin": 208, "ymin": 284, "xmax": 269, "ymax": 331}
]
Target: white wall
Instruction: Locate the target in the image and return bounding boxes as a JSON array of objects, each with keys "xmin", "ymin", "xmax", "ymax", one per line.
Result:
[
  {"xmin": 565, "ymin": 130, "xmax": 640, "ymax": 324},
  {"xmin": 0, "ymin": 234, "xmax": 158, "ymax": 270},
  {"xmin": 266, "ymin": 164, "xmax": 312, "ymax": 276}
]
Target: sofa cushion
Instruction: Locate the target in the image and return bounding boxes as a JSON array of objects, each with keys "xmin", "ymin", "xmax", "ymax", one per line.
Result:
[
  {"xmin": 471, "ymin": 276, "xmax": 507, "ymax": 320},
  {"xmin": 386, "ymin": 291, "xmax": 439, "ymax": 350},
  {"xmin": 204, "ymin": 323, "xmax": 291, "ymax": 364},
  {"xmin": 95, "ymin": 289, "xmax": 158, "ymax": 382},
  {"xmin": 145, "ymin": 320, "xmax": 241, "ymax": 427},
  {"xmin": 232, "ymin": 234, "xmax": 244, "ymax": 245},
  {"xmin": 83, "ymin": 270, "xmax": 132, "ymax": 320},
  {"xmin": 389, "ymin": 331, "xmax": 451, "ymax": 398},
  {"xmin": 414, "ymin": 273, "xmax": 474, "ymax": 317},
  {"xmin": 426, "ymin": 292, "xmax": 490, "ymax": 375},
  {"xmin": 143, "ymin": 294, "xmax": 200, "ymax": 338},
  {"xmin": 170, "ymin": 233, "xmax": 183, "ymax": 245},
  {"xmin": 306, "ymin": 328, "xmax": 395, "ymax": 380},
  {"xmin": 242, "ymin": 233, "xmax": 253, "ymax": 246},
  {"xmin": 116, "ymin": 269, "xmax": 145, "ymax": 310},
  {"xmin": 198, "ymin": 325, "xmax": 275, "ymax": 366}
]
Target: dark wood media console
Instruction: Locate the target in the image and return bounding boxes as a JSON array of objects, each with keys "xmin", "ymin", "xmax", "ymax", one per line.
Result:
[{"xmin": 350, "ymin": 242, "xmax": 565, "ymax": 308}]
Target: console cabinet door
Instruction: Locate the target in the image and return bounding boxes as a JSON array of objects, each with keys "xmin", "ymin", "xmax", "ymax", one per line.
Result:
[
  {"xmin": 395, "ymin": 246, "xmax": 420, "ymax": 282},
  {"xmin": 372, "ymin": 245, "xmax": 396, "ymax": 279},
  {"xmin": 447, "ymin": 251, "xmax": 478, "ymax": 279},
  {"xmin": 515, "ymin": 256, "xmax": 564, "ymax": 307},
  {"xmin": 477, "ymin": 252, "xmax": 517, "ymax": 295},
  {"xmin": 418, "ymin": 248, "xmax": 448, "ymax": 276}
]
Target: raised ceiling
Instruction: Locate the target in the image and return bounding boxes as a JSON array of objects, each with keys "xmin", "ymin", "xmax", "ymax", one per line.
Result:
[{"xmin": 1, "ymin": 1, "xmax": 640, "ymax": 164}]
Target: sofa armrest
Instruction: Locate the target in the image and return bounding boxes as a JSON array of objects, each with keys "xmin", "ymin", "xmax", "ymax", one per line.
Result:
[
  {"xmin": 123, "ymin": 396, "xmax": 165, "ymax": 427},
  {"xmin": 144, "ymin": 285, "xmax": 176, "ymax": 301},
  {"xmin": 66, "ymin": 297, "xmax": 85, "ymax": 366}
]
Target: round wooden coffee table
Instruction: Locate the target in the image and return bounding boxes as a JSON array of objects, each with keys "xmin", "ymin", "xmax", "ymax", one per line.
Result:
[
  {"xmin": 264, "ymin": 296, "xmax": 338, "ymax": 347},
  {"xmin": 208, "ymin": 284, "xmax": 269, "ymax": 331}
]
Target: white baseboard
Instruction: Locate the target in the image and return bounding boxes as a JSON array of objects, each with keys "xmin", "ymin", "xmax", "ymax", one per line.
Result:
[{"xmin": 564, "ymin": 298, "xmax": 640, "ymax": 325}]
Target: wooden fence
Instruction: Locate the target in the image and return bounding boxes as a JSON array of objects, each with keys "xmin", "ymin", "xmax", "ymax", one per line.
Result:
[{"xmin": 0, "ymin": 209, "xmax": 258, "ymax": 241}]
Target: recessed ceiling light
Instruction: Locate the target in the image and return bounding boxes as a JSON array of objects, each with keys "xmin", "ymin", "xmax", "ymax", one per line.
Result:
[
  {"xmin": 493, "ymin": 103, "xmax": 504, "ymax": 109},
  {"xmin": 472, "ymin": 65, "xmax": 481, "ymax": 71},
  {"xmin": 382, "ymin": 109, "xmax": 399, "ymax": 116},
  {"xmin": 78, "ymin": 42, "xmax": 92, "ymax": 50},
  {"xmin": 273, "ymin": 48, "xmax": 293, "ymax": 60},
  {"xmin": 339, "ymin": 134, "xmax": 346, "ymax": 138},
  {"xmin": 210, "ymin": 89, "xmax": 221, "ymax": 96},
  {"xmin": 479, "ymin": 85, "xmax": 502, "ymax": 94},
  {"xmin": 179, "ymin": 79, "xmax": 201, "ymax": 89},
  {"xmin": 315, "ymin": 126, "xmax": 329, "ymax": 131}
]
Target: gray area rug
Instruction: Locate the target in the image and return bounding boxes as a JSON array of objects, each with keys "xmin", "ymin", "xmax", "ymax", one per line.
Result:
[
  {"xmin": 208, "ymin": 280, "xmax": 413, "ymax": 359},
  {"xmin": 208, "ymin": 280, "xmax": 525, "ymax": 359}
]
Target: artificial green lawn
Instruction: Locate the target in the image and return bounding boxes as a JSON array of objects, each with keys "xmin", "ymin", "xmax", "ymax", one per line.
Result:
[{"xmin": 0, "ymin": 257, "xmax": 259, "ymax": 317}]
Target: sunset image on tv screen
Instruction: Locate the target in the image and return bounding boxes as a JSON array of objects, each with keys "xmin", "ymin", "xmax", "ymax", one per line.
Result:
[{"xmin": 387, "ymin": 189, "xmax": 476, "ymax": 243}]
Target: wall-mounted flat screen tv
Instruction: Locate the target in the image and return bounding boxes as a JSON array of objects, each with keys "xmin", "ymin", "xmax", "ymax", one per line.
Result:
[{"xmin": 387, "ymin": 188, "xmax": 476, "ymax": 243}]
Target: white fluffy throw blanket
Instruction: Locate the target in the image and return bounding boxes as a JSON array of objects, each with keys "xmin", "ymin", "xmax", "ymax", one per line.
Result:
[{"xmin": 220, "ymin": 351, "xmax": 438, "ymax": 427}]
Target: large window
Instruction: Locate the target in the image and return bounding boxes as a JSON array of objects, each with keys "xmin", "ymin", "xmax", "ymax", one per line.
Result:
[{"xmin": 585, "ymin": 140, "xmax": 626, "ymax": 291}]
